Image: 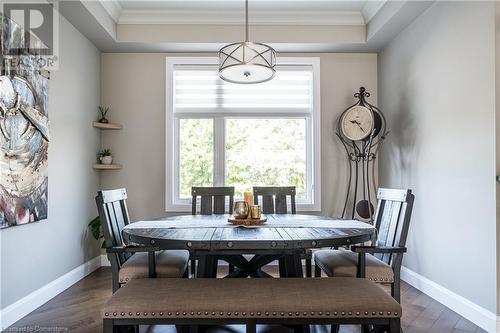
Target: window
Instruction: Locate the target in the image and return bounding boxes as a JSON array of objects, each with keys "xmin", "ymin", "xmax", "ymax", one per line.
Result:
[{"xmin": 166, "ymin": 57, "xmax": 320, "ymax": 211}]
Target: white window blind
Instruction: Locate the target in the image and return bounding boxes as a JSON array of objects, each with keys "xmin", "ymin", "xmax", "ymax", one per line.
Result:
[{"xmin": 173, "ymin": 65, "xmax": 313, "ymax": 114}]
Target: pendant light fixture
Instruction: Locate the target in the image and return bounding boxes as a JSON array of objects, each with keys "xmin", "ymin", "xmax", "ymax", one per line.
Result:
[{"xmin": 218, "ymin": 0, "xmax": 276, "ymax": 84}]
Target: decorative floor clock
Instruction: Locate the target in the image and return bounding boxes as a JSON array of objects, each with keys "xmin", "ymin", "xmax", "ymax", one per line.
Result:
[{"xmin": 337, "ymin": 87, "xmax": 388, "ymax": 222}]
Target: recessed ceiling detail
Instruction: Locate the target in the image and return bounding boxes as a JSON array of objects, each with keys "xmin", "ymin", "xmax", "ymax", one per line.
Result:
[
  {"xmin": 68, "ymin": 0, "xmax": 432, "ymax": 53},
  {"xmin": 97, "ymin": 0, "xmax": 385, "ymax": 25}
]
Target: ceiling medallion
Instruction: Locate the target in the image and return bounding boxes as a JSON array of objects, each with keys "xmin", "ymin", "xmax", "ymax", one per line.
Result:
[{"xmin": 218, "ymin": 0, "xmax": 276, "ymax": 84}]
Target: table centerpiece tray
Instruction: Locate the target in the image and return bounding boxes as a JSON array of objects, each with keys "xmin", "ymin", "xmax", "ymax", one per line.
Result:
[{"xmin": 228, "ymin": 215, "xmax": 267, "ymax": 226}]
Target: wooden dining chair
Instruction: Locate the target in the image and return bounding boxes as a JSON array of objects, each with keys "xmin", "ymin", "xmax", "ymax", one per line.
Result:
[
  {"xmin": 191, "ymin": 186, "xmax": 235, "ymax": 276},
  {"xmin": 314, "ymin": 188, "xmax": 415, "ymax": 303},
  {"xmin": 96, "ymin": 188, "xmax": 190, "ymax": 292},
  {"xmin": 252, "ymin": 186, "xmax": 314, "ymax": 277}
]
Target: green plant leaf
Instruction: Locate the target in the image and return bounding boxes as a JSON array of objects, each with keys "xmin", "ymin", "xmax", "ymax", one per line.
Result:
[{"xmin": 88, "ymin": 216, "xmax": 102, "ymax": 241}]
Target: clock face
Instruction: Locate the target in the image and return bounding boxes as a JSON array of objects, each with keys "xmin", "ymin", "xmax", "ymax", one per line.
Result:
[{"xmin": 340, "ymin": 105, "xmax": 374, "ymax": 141}]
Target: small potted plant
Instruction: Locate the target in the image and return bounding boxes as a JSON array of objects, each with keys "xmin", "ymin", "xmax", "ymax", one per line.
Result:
[
  {"xmin": 98, "ymin": 106, "xmax": 110, "ymax": 123},
  {"xmin": 99, "ymin": 148, "xmax": 113, "ymax": 165}
]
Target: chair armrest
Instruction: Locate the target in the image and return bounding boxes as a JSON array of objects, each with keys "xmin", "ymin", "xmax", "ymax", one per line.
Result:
[
  {"xmin": 351, "ymin": 246, "xmax": 407, "ymax": 254},
  {"xmin": 106, "ymin": 246, "xmax": 160, "ymax": 254}
]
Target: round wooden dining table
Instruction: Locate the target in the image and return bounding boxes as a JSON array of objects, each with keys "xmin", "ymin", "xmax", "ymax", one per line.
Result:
[{"xmin": 122, "ymin": 214, "xmax": 376, "ymax": 278}]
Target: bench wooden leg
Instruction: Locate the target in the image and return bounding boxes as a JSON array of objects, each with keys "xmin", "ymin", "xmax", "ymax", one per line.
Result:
[
  {"xmin": 389, "ymin": 318, "xmax": 401, "ymax": 333},
  {"xmin": 103, "ymin": 319, "xmax": 113, "ymax": 333},
  {"xmin": 246, "ymin": 322, "xmax": 256, "ymax": 333}
]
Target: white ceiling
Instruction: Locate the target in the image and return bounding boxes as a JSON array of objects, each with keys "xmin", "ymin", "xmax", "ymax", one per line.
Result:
[
  {"xmin": 117, "ymin": 1, "xmax": 369, "ymax": 12},
  {"xmin": 98, "ymin": 0, "xmax": 386, "ymax": 25}
]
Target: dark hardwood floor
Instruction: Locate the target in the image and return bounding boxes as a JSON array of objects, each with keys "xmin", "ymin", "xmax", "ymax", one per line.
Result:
[{"xmin": 9, "ymin": 267, "xmax": 486, "ymax": 333}]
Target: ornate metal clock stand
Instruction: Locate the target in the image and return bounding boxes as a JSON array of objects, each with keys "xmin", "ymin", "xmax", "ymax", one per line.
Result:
[{"xmin": 337, "ymin": 87, "xmax": 388, "ymax": 222}]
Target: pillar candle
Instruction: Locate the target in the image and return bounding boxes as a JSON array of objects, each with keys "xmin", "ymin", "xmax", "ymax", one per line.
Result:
[{"xmin": 244, "ymin": 191, "xmax": 254, "ymax": 207}]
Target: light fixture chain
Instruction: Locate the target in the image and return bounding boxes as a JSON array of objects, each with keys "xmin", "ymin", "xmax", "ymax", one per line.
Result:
[{"xmin": 245, "ymin": 0, "xmax": 249, "ymax": 42}]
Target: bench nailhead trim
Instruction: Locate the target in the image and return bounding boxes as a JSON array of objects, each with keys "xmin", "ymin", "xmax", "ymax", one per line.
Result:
[{"xmin": 105, "ymin": 309, "xmax": 400, "ymax": 319}]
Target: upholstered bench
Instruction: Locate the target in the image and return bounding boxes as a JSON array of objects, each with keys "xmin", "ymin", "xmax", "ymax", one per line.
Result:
[{"xmin": 102, "ymin": 277, "xmax": 402, "ymax": 333}]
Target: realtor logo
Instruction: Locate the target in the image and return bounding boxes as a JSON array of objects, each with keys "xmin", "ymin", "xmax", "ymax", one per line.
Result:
[{"xmin": 1, "ymin": 1, "xmax": 59, "ymax": 70}]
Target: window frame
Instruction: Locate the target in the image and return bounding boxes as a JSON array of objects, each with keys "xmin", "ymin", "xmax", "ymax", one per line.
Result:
[{"xmin": 166, "ymin": 57, "xmax": 321, "ymax": 212}]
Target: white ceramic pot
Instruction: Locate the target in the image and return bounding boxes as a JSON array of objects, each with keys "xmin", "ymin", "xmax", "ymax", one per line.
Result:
[{"xmin": 100, "ymin": 156, "xmax": 113, "ymax": 165}]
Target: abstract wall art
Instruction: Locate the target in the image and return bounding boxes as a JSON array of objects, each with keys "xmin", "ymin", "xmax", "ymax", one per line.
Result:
[{"xmin": 0, "ymin": 14, "xmax": 50, "ymax": 228}]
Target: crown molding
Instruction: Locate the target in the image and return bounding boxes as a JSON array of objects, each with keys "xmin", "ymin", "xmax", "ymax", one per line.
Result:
[
  {"xmin": 99, "ymin": 0, "xmax": 122, "ymax": 23},
  {"xmin": 361, "ymin": 1, "xmax": 387, "ymax": 23},
  {"xmin": 118, "ymin": 9, "xmax": 366, "ymax": 26}
]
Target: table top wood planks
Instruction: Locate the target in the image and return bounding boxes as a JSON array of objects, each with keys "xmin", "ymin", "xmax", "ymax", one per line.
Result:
[{"xmin": 122, "ymin": 214, "xmax": 376, "ymax": 253}]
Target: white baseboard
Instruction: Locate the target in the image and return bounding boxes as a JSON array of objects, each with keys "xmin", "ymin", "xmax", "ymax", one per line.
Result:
[
  {"xmin": 0, "ymin": 256, "xmax": 102, "ymax": 330},
  {"xmin": 100, "ymin": 254, "xmax": 111, "ymax": 267},
  {"xmin": 401, "ymin": 266, "xmax": 499, "ymax": 333}
]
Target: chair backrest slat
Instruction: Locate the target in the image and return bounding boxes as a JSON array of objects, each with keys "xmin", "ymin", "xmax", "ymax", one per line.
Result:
[
  {"xmin": 192, "ymin": 187, "xmax": 235, "ymax": 215},
  {"xmin": 253, "ymin": 186, "xmax": 296, "ymax": 214},
  {"xmin": 373, "ymin": 188, "xmax": 414, "ymax": 264},
  {"xmin": 213, "ymin": 195, "xmax": 226, "ymax": 214},
  {"xmin": 96, "ymin": 188, "xmax": 131, "ymax": 266}
]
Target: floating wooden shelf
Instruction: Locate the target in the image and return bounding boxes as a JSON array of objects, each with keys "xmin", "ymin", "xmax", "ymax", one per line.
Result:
[
  {"xmin": 93, "ymin": 164, "xmax": 122, "ymax": 170},
  {"xmin": 93, "ymin": 122, "xmax": 122, "ymax": 130}
]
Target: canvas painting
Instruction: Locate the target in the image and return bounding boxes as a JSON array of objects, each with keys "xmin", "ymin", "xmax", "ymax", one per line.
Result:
[{"xmin": 0, "ymin": 14, "xmax": 50, "ymax": 228}]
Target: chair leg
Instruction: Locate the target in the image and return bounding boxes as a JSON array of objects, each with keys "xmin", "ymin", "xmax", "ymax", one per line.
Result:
[
  {"xmin": 361, "ymin": 324, "xmax": 370, "ymax": 333},
  {"xmin": 330, "ymin": 324, "xmax": 339, "ymax": 333},
  {"xmin": 389, "ymin": 319, "xmax": 401, "ymax": 333},
  {"xmin": 391, "ymin": 281, "xmax": 401, "ymax": 303},
  {"xmin": 314, "ymin": 264, "xmax": 322, "ymax": 277},
  {"xmin": 279, "ymin": 258, "xmax": 287, "ymax": 277},
  {"xmin": 305, "ymin": 258, "xmax": 312, "ymax": 277},
  {"xmin": 191, "ymin": 259, "xmax": 196, "ymax": 278}
]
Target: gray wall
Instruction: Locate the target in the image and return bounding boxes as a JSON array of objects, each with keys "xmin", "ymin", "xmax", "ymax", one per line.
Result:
[
  {"xmin": 378, "ymin": 2, "xmax": 497, "ymax": 312},
  {"xmin": 99, "ymin": 53, "xmax": 377, "ymax": 220},
  {"xmin": 0, "ymin": 15, "xmax": 101, "ymax": 308}
]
